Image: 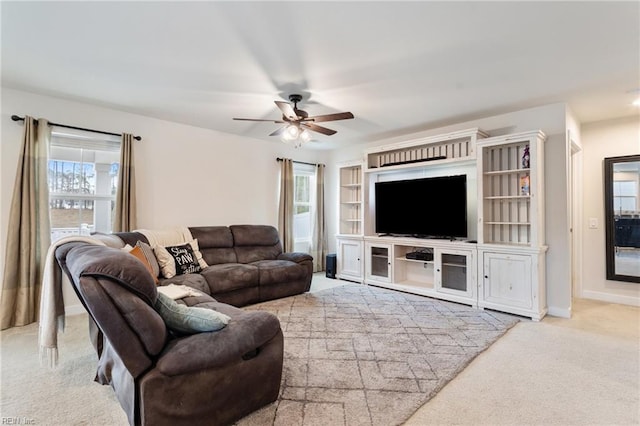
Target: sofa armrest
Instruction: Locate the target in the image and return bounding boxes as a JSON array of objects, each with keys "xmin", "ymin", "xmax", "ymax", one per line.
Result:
[
  {"xmin": 155, "ymin": 310, "xmax": 281, "ymax": 376},
  {"xmin": 278, "ymin": 252, "xmax": 313, "ymax": 264}
]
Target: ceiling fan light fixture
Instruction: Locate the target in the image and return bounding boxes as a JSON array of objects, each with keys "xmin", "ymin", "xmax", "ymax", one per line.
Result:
[
  {"xmin": 283, "ymin": 124, "xmax": 300, "ymax": 140},
  {"xmin": 233, "ymin": 93, "xmax": 354, "ymax": 146}
]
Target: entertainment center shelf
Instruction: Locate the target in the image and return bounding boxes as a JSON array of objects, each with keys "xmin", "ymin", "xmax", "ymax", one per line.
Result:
[
  {"xmin": 364, "ymin": 236, "xmax": 476, "ymax": 307},
  {"xmin": 338, "ymin": 161, "xmax": 363, "ymax": 235},
  {"xmin": 335, "ymin": 128, "xmax": 548, "ymax": 320},
  {"xmin": 364, "ymin": 128, "xmax": 488, "ymax": 172}
]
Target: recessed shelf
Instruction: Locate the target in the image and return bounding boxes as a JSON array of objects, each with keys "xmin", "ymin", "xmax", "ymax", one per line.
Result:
[
  {"xmin": 484, "ymin": 195, "xmax": 531, "ymax": 200},
  {"xmin": 396, "ymin": 257, "xmax": 434, "ymax": 264},
  {"xmin": 484, "ymin": 168, "xmax": 530, "ymax": 175},
  {"xmin": 339, "ymin": 162, "xmax": 363, "ymax": 235}
]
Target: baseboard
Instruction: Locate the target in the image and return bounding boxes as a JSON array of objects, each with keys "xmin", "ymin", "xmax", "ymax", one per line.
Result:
[
  {"xmin": 547, "ymin": 306, "xmax": 571, "ymax": 318},
  {"xmin": 582, "ymin": 290, "xmax": 640, "ymax": 307}
]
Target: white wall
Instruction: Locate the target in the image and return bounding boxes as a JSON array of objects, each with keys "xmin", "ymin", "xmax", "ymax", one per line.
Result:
[
  {"xmin": 581, "ymin": 116, "xmax": 640, "ymax": 306},
  {"xmin": 1, "ymin": 87, "xmax": 329, "ymax": 312},
  {"xmin": 328, "ymin": 103, "xmax": 573, "ymax": 316}
]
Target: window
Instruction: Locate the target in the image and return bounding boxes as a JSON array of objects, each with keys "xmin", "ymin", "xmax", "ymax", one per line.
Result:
[
  {"xmin": 48, "ymin": 130, "xmax": 121, "ymax": 242},
  {"xmin": 292, "ymin": 163, "xmax": 316, "ymax": 253},
  {"xmin": 613, "ymin": 180, "xmax": 638, "ymax": 214}
]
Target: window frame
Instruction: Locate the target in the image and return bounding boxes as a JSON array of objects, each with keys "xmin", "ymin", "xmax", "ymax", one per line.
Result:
[
  {"xmin": 292, "ymin": 163, "xmax": 317, "ymax": 251},
  {"xmin": 48, "ymin": 129, "xmax": 121, "ymax": 242}
]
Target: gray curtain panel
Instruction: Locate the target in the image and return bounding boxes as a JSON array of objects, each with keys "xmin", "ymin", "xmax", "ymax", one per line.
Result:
[
  {"xmin": 1, "ymin": 117, "xmax": 51, "ymax": 329},
  {"xmin": 311, "ymin": 164, "xmax": 327, "ymax": 272},
  {"xmin": 113, "ymin": 133, "xmax": 137, "ymax": 232},
  {"xmin": 278, "ymin": 158, "xmax": 295, "ymax": 252}
]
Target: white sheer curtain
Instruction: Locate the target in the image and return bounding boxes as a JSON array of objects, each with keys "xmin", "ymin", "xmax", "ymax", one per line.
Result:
[{"xmin": 1, "ymin": 117, "xmax": 51, "ymax": 329}]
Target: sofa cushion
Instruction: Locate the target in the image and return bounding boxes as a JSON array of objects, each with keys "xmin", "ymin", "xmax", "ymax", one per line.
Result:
[
  {"xmin": 155, "ymin": 310, "xmax": 282, "ymax": 376},
  {"xmin": 201, "ymin": 263, "xmax": 259, "ymax": 293},
  {"xmin": 230, "ymin": 225, "xmax": 280, "ymax": 246},
  {"xmin": 231, "ymin": 225, "xmax": 283, "ymax": 263},
  {"xmin": 154, "ymin": 292, "xmax": 230, "ymax": 335},
  {"xmin": 160, "ymin": 273, "xmax": 211, "ymax": 295},
  {"xmin": 190, "ymin": 226, "xmax": 238, "ymax": 265},
  {"xmin": 252, "ymin": 259, "xmax": 309, "ymax": 286}
]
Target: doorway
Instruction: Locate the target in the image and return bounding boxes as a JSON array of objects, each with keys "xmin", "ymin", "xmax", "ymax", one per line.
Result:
[{"xmin": 569, "ymin": 131, "xmax": 583, "ymax": 302}]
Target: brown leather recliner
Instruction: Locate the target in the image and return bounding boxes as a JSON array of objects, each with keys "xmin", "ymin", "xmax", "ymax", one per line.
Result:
[{"xmin": 55, "ymin": 241, "xmax": 284, "ymax": 426}]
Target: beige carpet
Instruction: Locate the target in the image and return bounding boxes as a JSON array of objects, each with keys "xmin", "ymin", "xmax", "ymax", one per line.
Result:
[{"xmin": 404, "ymin": 297, "xmax": 640, "ymax": 426}]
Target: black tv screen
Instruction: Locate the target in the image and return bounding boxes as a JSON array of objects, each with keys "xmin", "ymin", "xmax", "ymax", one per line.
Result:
[{"xmin": 375, "ymin": 175, "xmax": 467, "ymax": 238}]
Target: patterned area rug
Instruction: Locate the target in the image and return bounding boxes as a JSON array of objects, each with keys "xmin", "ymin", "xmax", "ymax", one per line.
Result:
[{"xmin": 239, "ymin": 284, "xmax": 520, "ymax": 426}]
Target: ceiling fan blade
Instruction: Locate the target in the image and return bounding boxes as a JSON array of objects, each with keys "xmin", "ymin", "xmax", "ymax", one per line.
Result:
[
  {"xmin": 269, "ymin": 127, "xmax": 286, "ymax": 137},
  {"xmin": 275, "ymin": 101, "xmax": 298, "ymax": 120},
  {"xmin": 306, "ymin": 112, "xmax": 354, "ymax": 122},
  {"xmin": 233, "ymin": 118, "xmax": 285, "ymax": 123},
  {"xmin": 302, "ymin": 122, "xmax": 337, "ymax": 136}
]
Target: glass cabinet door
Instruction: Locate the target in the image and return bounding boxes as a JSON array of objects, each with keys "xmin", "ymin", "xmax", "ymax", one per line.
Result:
[
  {"xmin": 366, "ymin": 243, "xmax": 391, "ymax": 283},
  {"xmin": 436, "ymin": 249, "xmax": 473, "ymax": 297}
]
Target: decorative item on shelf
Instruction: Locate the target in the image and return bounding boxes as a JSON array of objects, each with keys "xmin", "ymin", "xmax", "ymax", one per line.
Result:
[
  {"xmin": 520, "ymin": 175, "xmax": 530, "ymax": 196},
  {"xmin": 522, "ymin": 145, "xmax": 530, "ymax": 169}
]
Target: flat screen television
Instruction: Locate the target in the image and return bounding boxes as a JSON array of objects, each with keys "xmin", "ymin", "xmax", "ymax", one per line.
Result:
[{"xmin": 375, "ymin": 175, "xmax": 467, "ymax": 238}]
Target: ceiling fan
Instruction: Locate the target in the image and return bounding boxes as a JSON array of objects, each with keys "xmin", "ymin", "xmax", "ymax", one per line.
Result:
[{"xmin": 233, "ymin": 94, "xmax": 354, "ymax": 144}]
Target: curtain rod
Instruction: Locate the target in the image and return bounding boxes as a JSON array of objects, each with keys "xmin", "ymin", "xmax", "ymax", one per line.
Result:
[
  {"xmin": 276, "ymin": 157, "xmax": 325, "ymax": 167},
  {"xmin": 11, "ymin": 115, "xmax": 142, "ymax": 141}
]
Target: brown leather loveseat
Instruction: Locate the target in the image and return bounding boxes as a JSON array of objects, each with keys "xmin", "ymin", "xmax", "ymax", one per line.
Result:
[{"xmin": 106, "ymin": 224, "xmax": 314, "ymax": 307}]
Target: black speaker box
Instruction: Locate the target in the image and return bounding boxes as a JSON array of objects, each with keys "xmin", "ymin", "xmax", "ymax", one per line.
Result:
[{"xmin": 326, "ymin": 253, "xmax": 337, "ymax": 279}]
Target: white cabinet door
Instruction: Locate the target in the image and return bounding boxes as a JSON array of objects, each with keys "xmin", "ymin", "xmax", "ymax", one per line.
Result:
[
  {"xmin": 337, "ymin": 239, "xmax": 363, "ymax": 282},
  {"xmin": 482, "ymin": 252, "xmax": 532, "ymax": 309}
]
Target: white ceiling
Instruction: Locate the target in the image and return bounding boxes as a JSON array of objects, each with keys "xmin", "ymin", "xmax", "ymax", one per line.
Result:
[{"xmin": 2, "ymin": 1, "xmax": 639, "ymax": 149}]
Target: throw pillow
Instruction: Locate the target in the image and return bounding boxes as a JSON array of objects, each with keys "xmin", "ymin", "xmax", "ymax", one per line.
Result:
[
  {"xmin": 153, "ymin": 245, "xmax": 176, "ymax": 278},
  {"xmin": 189, "ymin": 239, "xmax": 209, "ymax": 269},
  {"xmin": 128, "ymin": 245, "xmax": 159, "ymax": 284},
  {"xmin": 136, "ymin": 241, "xmax": 160, "ymax": 279},
  {"xmin": 154, "ymin": 292, "xmax": 230, "ymax": 334},
  {"xmin": 154, "ymin": 243, "xmax": 202, "ymax": 278}
]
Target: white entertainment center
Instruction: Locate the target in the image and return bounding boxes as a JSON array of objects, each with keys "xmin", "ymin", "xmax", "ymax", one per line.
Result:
[{"xmin": 336, "ymin": 128, "xmax": 548, "ymax": 320}]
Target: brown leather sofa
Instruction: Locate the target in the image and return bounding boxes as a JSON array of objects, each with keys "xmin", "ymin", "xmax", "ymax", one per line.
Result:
[
  {"xmin": 56, "ymin": 241, "xmax": 284, "ymax": 426},
  {"xmin": 108, "ymin": 224, "xmax": 314, "ymax": 307}
]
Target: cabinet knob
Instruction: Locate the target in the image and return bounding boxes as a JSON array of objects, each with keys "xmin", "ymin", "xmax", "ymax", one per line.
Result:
[{"xmin": 484, "ymin": 275, "xmax": 488, "ymax": 279}]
